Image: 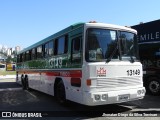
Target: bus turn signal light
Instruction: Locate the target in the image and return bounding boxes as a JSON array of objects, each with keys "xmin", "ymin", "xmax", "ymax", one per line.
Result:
[{"xmin": 86, "ymin": 79, "xmax": 91, "ymax": 86}]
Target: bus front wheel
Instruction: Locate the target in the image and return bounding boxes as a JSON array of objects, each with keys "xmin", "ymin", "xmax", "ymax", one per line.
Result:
[
  {"xmin": 147, "ymin": 77, "xmax": 160, "ymax": 95},
  {"xmin": 55, "ymin": 80, "xmax": 66, "ymax": 104}
]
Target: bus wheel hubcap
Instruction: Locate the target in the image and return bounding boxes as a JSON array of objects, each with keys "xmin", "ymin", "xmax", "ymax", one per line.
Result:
[{"xmin": 149, "ymin": 81, "xmax": 160, "ymax": 93}]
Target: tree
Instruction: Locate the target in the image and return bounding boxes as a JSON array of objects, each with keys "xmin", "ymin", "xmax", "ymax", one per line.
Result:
[{"xmin": 6, "ymin": 56, "xmax": 12, "ymax": 63}]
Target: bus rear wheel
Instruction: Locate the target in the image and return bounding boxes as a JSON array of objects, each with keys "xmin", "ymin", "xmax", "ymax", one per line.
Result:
[
  {"xmin": 55, "ymin": 80, "xmax": 66, "ymax": 105},
  {"xmin": 147, "ymin": 77, "xmax": 160, "ymax": 95},
  {"xmin": 21, "ymin": 75, "xmax": 26, "ymax": 90},
  {"xmin": 25, "ymin": 75, "xmax": 29, "ymax": 90},
  {"xmin": 21, "ymin": 75, "xmax": 29, "ymax": 90}
]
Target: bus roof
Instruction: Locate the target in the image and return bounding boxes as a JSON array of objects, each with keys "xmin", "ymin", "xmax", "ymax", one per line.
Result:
[
  {"xmin": 18, "ymin": 22, "xmax": 137, "ymax": 55},
  {"xmin": 85, "ymin": 22, "xmax": 137, "ymax": 33},
  {"xmin": 18, "ymin": 22, "xmax": 85, "ymax": 54}
]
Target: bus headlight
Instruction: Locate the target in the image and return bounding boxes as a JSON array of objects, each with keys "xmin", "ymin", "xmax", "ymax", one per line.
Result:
[
  {"xmin": 137, "ymin": 89, "xmax": 145, "ymax": 95},
  {"xmin": 102, "ymin": 94, "xmax": 107, "ymax": 100},
  {"xmin": 94, "ymin": 94, "xmax": 101, "ymax": 101},
  {"xmin": 141, "ymin": 89, "xmax": 145, "ymax": 94},
  {"xmin": 137, "ymin": 90, "xmax": 141, "ymax": 95}
]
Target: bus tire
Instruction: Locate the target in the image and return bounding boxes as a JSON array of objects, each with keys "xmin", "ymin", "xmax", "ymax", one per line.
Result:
[
  {"xmin": 55, "ymin": 80, "xmax": 66, "ymax": 105},
  {"xmin": 21, "ymin": 75, "xmax": 26, "ymax": 90},
  {"xmin": 147, "ymin": 77, "xmax": 160, "ymax": 95},
  {"xmin": 25, "ymin": 75, "xmax": 29, "ymax": 90}
]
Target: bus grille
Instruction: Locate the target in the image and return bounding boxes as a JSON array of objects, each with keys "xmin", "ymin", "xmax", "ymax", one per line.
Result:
[{"xmin": 97, "ymin": 77, "xmax": 142, "ymax": 87}]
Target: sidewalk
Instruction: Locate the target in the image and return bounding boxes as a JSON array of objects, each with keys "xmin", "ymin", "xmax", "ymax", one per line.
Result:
[
  {"xmin": 0, "ymin": 75, "xmax": 16, "ymax": 82},
  {"xmin": 0, "ymin": 75, "xmax": 16, "ymax": 79}
]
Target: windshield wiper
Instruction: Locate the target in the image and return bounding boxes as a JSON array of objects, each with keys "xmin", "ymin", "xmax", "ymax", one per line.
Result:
[
  {"xmin": 130, "ymin": 56, "xmax": 135, "ymax": 63},
  {"xmin": 106, "ymin": 44, "xmax": 118, "ymax": 63},
  {"xmin": 127, "ymin": 45, "xmax": 135, "ymax": 63}
]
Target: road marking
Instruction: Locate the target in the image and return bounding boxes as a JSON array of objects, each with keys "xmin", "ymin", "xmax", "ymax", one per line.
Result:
[
  {"xmin": 73, "ymin": 117, "xmax": 85, "ymax": 120},
  {"xmin": 25, "ymin": 90, "xmax": 37, "ymax": 98},
  {"xmin": 119, "ymin": 104, "xmax": 136, "ymax": 109},
  {"xmin": 0, "ymin": 87, "xmax": 22, "ymax": 91},
  {"xmin": 131, "ymin": 108, "xmax": 160, "ymax": 112},
  {"xmin": 119, "ymin": 104, "xmax": 160, "ymax": 112}
]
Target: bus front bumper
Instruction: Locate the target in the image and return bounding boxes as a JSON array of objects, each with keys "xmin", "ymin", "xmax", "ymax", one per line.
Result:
[{"xmin": 82, "ymin": 87, "xmax": 145, "ymax": 106}]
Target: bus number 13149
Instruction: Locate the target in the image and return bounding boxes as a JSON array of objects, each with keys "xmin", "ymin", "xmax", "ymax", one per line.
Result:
[{"xmin": 126, "ymin": 69, "xmax": 140, "ymax": 76}]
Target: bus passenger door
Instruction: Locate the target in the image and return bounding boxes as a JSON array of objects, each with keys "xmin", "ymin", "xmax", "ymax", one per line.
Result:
[
  {"xmin": 67, "ymin": 35, "xmax": 83, "ymax": 103},
  {"xmin": 71, "ymin": 36, "xmax": 82, "ymax": 66}
]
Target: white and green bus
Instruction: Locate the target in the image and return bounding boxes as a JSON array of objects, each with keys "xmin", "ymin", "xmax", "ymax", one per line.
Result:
[{"xmin": 16, "ymin": 22, "xmax": 145, "ymax": 106}]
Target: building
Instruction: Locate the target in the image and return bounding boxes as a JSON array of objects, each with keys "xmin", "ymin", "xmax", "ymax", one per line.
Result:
[
  {"xmin": 7, "ymin": 48, "xmax": 12, "ymax": 56},
  {"xmin": 0, "ymin": 53, "xmax": 7, "ymax": 62},
  {"xmin": 15, "ymin": 46, "xmax": 21, "ymax": 54}
]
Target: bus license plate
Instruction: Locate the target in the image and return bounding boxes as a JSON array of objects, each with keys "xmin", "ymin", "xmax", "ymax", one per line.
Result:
[{"xmin": 118, "ymin": 94, "xmax": 129, "ymax": 101}]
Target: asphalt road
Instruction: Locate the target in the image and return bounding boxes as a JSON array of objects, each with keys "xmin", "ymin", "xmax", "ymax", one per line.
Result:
[{"xmin": 0, "ymin": 79, "xmax": 160, "ymax": 120}]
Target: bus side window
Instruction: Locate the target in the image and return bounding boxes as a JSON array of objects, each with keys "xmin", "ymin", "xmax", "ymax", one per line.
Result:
[
  {"xmin": 17, "ymin": 55, "xmax": 20, "ymax": 63},
  {"xmin": 44, "ymin": 41, "xmax": 54, "ymax": 58},
  {"xmin": 71, "ymin": 36, "xmax": 82, "ymax": 64},
  {"xmin": 20, "ymin": 54, "xmax": 23, "ymax": 62},
  {"xmin": 22, "ymin": 53, "xmax": 25, "ymax": 62},
  {"xmin": 48, "ymin": 40, "xmax": 54, "ymax": 57},
  {"xmin": 31, "ymin": 48, "xmax": 37, "ymax": 60},
  {"xmin": 29, "ymin": 50, "xmax": 32, "ymax": 60},
  {"xmin": 25, "ymin": 51, "xmax": 30, "ymax": 61},
  {"xmin": 57, "ymin": 37, "xmax": 65, "ymax": 55},
  {"xmin": 45, "ymin": 43, "xmax": 49, "ymax": 58},
  {"xmin": 37, "ymin": 46, "xmax": 43, "ymax": 59},
  {"xmin": 64, "ymin": 35, "xmax": 68, "ymax": 54},
  {"xmin": 54, "ymin": 39, "xmax": 58, "ymax": 55},
  {"xmin": 54, "ymin": 35, "xmax": 68, "ymax": 55}
]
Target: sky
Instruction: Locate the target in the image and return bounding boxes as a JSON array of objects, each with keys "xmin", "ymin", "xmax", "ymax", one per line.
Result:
[{"xmin": 0, "ymin": 0, "xmax": 160, "ymax": 49}]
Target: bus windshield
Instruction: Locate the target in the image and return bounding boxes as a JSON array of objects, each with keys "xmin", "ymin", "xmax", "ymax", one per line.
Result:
[
  {"xmin": 119, "ymin": 31, "xmax": 137, "ymax": 61},
  {"xmin": 85, "ymin": 28, "xmax": 137, "ymax": 62}
]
